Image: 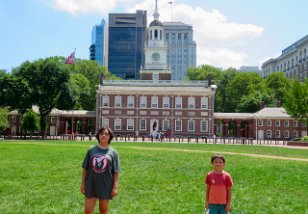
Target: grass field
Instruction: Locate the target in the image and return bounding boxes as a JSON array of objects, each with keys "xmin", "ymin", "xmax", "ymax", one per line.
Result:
[{"xmin": 0, "ymin": 140, "xmax": 307, "ymax": 214}]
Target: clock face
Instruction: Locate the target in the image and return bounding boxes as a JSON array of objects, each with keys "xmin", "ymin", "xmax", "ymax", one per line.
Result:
[{"xmin": 152, "ymin": 52, "xmax": 160, "ymax": 61}]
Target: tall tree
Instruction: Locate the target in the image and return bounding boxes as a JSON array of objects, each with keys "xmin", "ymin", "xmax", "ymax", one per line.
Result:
[
  {"xmin": 21, "ymin": 109, "xmax": 39, "ymax": 137},
  {"xmin": 0, "ymin": 107, "xmax": 9, "ymax": 135},
  {"xmin": 265, "ymin": 72, "xmax": 290, "ymax": 104},
  {"xmin": 15, "ymin": 57, "xmax": 70, "ymax": 137},
  {"xmin": 67, "ymin": 59, "xmax": 121, "ymax": 110},
  {"xmin": 283, "ymin": 79, "xmax": 308, "ymax": 123}
]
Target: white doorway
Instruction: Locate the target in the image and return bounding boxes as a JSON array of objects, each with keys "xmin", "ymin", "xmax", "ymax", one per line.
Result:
[
  {"xmin": 50, "ymin": 126, "xmax": 56, "ymax": 136},
  {"xmin": 150, "ymin": 119, "xmax": 159, "ymax": 137},
  {"xmin": 257, "ymin": 130, "xmax": 264, "ymax": 140}
]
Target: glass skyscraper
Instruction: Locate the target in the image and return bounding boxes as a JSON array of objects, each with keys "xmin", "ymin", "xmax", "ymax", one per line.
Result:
[
  {"xmin": 163, "ymin": 22, "xmax": 197, "ymax": 80},
  {"xmin": 89, "ymin": 19, "xmax": 106, "ymax": 66},
  {"xmin": 108, "ymin": 10, "xmax": 147, "ymax": 79}
]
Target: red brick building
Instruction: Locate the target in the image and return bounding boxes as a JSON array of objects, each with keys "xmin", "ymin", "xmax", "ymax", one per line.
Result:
[{"xmin": 96, "ymin": 80, "xmax": 216, "ymax": 138}]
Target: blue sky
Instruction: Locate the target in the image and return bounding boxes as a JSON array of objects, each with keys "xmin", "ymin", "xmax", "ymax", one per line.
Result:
[{"xmin": 0, "ymin": 0, "xmax": 307, "ymax": 72}]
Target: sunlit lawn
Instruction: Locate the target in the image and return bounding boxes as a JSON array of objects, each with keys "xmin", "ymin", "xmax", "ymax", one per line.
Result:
[{"xmin": 0, "ymin": 140, "xmax": 307, "ymax": 214}]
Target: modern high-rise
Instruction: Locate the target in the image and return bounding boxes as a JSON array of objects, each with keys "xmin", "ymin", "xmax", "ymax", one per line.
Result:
[
  {"xmin": 262, "ymin": 34, "xmax": 308, "ymax": 81},
  {"xmin": 163, "ymin": 22, "xmax": 197, "ymax": 80},
  {"xmin": 108, "ymin": 10, "xmax": 147, "ymax": 80},
  {"xmin": 89, "ymin": 19, "xmax": 106, "ymax": 66}
]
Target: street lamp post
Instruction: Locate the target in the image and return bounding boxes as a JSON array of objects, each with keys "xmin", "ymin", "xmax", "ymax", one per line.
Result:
[{"xmin": 210, "ymin": 85, "xmax": 217, "ymax": 139}]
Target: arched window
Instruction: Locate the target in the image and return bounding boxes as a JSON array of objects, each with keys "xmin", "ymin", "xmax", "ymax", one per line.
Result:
[{"xmin": 154, "ymin": 29, "xmax": 158, "ymax": 39}]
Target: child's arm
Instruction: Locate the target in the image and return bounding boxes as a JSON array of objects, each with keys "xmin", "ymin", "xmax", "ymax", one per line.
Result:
[
  {"xmin": 225, "ymin": 186, "xmax": 232, "ymax": 211},
  {"xmin": 205, "ymin": 185, "xmax": 210, "ymax": 209},
  {"xmin": 112, "ymin": 173, "xmax": 119, "ymax": 198},
  {"xmin": 80, "ymin": 168, "xmax": 86, "ymax": 194}
]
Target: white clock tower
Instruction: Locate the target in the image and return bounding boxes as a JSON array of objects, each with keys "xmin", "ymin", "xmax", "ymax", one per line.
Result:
[{"xmin": 140, "ymin": 0, "xmax": 172, "ymax": 81}]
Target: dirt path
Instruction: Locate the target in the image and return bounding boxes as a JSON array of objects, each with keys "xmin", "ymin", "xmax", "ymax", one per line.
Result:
[{"xmin": 123, "ymin": 146, "xmax": 308, "ymax": 162}]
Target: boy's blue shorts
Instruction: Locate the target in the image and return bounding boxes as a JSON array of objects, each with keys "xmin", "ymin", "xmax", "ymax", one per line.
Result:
[{"xmin": 208, "ymin": 204, "xmax": 228, "ymax": 214}]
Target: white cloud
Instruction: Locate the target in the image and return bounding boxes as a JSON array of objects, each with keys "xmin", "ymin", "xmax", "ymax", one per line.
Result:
[
  {"xmin": 50, "ymin": 0, "xmax": 118, "ymax": 15},
  {"xmin": 128, "ymin": 1, "xmax": 264, "ymax": 68},
  {"xmin": 48, "ymin": 0, "xmax": 264, "ymax": 68}
]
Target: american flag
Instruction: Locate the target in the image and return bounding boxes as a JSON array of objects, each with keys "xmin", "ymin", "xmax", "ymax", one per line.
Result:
[{"xmin": 65, "ymin": 49, "xmax": 76, "ymax": 64}]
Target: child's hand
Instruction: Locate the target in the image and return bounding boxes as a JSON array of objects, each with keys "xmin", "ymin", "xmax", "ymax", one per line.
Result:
[
  {"xmin": 111, "ymin": 186, "xmax": 118, "ymax": 198},
  {"xmin": 225, "ymin": 204, "xmax": 231, "ymax": 212},
  {"xmin": 205, "ymin": 202, "xmax": 209, "ymax": 209},
  {"xmin": 80, "ymin": 184, "xmax": 85, "ymax": 194}
]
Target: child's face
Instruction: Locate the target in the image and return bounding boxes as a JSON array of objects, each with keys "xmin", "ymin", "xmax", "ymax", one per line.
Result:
[{"xmin": 212, "ymin": 158, "xmax": 225, "ymax": 170}]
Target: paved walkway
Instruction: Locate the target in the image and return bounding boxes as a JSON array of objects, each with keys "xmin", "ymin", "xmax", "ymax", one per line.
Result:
[{"xmin": 122, "ymin": 146, "xmax": 308, "ymax": 162}]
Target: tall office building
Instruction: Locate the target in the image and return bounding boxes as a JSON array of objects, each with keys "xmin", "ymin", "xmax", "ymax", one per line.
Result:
[
  {"xmin": 108, "ymin": 10, "xmax": 147, "ymax": 80},
  {"xmin": 89, "ymin": 19, "xmax": 106, "ymax": 66},
  {"xmin": 262, "ymin": 34, "xmax": 308, "ymax": 81},
  {"xmin": 163, "ymin": 22, "xmax": 196, "ymax": 80}
]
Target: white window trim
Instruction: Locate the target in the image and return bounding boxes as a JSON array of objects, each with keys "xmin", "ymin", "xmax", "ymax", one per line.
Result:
[
  {"xmin": 127, "ymin": 118, "xmax": 134, "ymax": 130},
  {"xmin": 201, "ymin": 120, "xmax": 208, "ymax": 132},
  {"xmin": 187, "ymin": 119, "xmax": 195, "ymax": 132},
  {"xmin": 175, "ymin": 119, "xmax": 182, "ymax": 131},
  {"xmin": 140, "ymin": 96, "xmax": 147, "ymax": 108},
  {"xmin": 139, "ymin": 119, "xmax": 146, "ymax": 131},
  {"xmin": 114, "ymin": 118, "xmax": 121, "ymax": 130},
  {"xmin": 127, "ymin": 96, "xmax": 135, "ymax": 108},
  {"xmin": 201, "ymin": 97, "xmax": 208, "ymax": 109}
]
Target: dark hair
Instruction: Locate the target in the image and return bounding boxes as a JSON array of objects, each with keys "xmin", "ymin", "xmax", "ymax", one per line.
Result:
[
  {"xmin": 211, "ymin": 153, "xmax": 225, "ymax": 163},
  {"xmin": 96, "ymin": 127, "xmax": 114, "ymax": 144}
]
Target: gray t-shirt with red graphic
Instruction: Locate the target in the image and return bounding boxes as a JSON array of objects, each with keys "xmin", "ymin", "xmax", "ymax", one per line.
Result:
[{"xmin": 82, "ymin": 145, "xmax": 120, "ymax": 199}]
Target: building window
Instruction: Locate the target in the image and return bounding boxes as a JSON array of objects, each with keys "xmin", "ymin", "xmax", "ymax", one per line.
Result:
[
  {"xmin": 188, "ymin": 119, "xmax": 195, "ymax": 132},
  {"xmin": 127, "ymin": 96, "xmax": 134, "ymax": 108},
  {"xmin": 50, "ymin": 117, "xmax": 56, "ymax": 124},
  {"xmin": 140, "ymin": 96, "xmax": 147, "ymax": 108},
  {"xmin": 127, "ymin": 118, "xmax": 134, "ymax": 130},
  {"xmin": 163, "ymin": 96, "xmax": 170, "ymax": 108},
  {"xmin": 175, "ymin": 119, "xmax": 182, "ymax": 131},
  {"xmin": 284, "ymin": 130, "xmax": 289, "ymax": 139},
  {"xmin": 162, "ymin": 119, "xmax": 170, "ymax": 131},
  {"xmin": 102, "ymin": 118, "xmax": 109, "ymax": 128},
  {"xmin": 115, "ymin": 96, "xmax": 122, "ymax": 107},
  {"xmin": 165, "ymin": 33, "xmax": 169, "ymax": 40},
  {"xmin": 258, "ymin": 120, "xmax": 263, "ymax": 126},
  {"xmin": 151, "ymin": 96, "xmax": 158, "ymax": 108},
  {"xmin": 201, "ymin": 120, "xmax": 208, "ymax": 132},
  {"xmin": 267, "ymin": 120, "xmax": 272, "ymax": 126},
  {"xmin": 102, "ymin": 95, "xmax": 109, "ymax": 107},
  {"xmin": 139, "ymin": 119, "xmax": 146, "ymax": 130},
  {"xmin": 275, "ymin": 130, "xmax": 280, "ymax": 138},
  {"xmin": 284, "ymin": 120, "xmax": 289, "ymax": 127},
  {"xmin": 114, "ymin": 118, "xmax": 121, "ymax": 130},
  {"xmin": 184, "ymin": 33, "xmax": 188, "ymax": 40},
  {"xmin": 275, "ymin": 120, "xmax": 280, "ymax": 127},
  {"xmin": 266, "ymin": 130, "xmax": 272, "ymax": 138},
  {"xmin": 188, "ymin": 97, "xmax": 195, "ymax": 109},
  {"xmin": 201, "ymin": 97, "xmax": 208, "ymax": 109},
  {"xmin": 175, "ymin": 97, "xmax": 182, "ymax": 109},
  {"xmin": 293, "ymin": 121, "xmax": 298, "ymax": 127},
  {"xmin": 293, "ymin": 130, "xmax": 298, "ymax": 138}
]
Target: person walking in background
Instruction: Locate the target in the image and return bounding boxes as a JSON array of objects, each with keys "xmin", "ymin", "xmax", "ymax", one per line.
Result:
[
  {"xmin": 80, "ymin": 127, "xmax": 120, "ymax": 214},
  {"xmin": 205, "ymin": 153, "xmax": 233, "ymax": 214}
]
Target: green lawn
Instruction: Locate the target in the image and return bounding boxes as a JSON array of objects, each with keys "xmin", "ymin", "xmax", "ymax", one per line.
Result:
[{"xmin": 0, "ymin": 140, "xmax": 307, "ymax": 214}]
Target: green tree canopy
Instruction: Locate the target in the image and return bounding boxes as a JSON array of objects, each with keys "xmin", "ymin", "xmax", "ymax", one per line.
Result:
[
  {"xmin": 0, "ymin": 107, "xmax": 9, "ymax": 133},
  {"xmin": 14, "ymin": 57, "xmax": 70, "ymax": 137},
  {"xmin": 265, "ymin": 72, "xmax": 291, "ymax": 104},
  {"xmin": 283, "ymin": 79, "xmax": 308, "ymax": 123},
  {"xmin": 21, "ymin": 109, "xmax": 39, "ymax": 135}
]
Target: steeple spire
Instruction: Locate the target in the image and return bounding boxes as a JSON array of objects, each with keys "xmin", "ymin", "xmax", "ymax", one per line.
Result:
[{"xmin": 153, "ymin": 0, "xmax": 159, "ymax": 20}]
